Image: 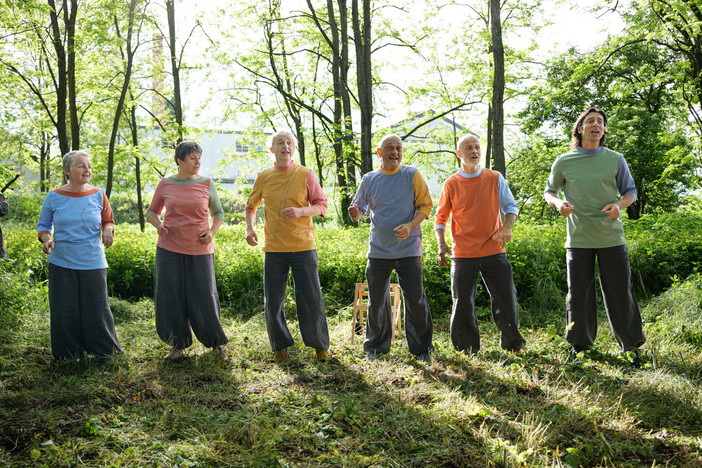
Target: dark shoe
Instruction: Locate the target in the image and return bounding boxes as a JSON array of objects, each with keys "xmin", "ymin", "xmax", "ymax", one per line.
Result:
[
  {"xmin": 315, "ymin": 349, "xmax": 330, "ymax": 361},
  {"xmin": 417, "ymin": 352, "xmax": 431, "ymax": 363},
  {"xmin": 365, "ymin": 352, "xmax": 382, "ymax": 361},
  {"xmin": 626, "ymin": 349, "xmax": 642, "ymax": 368}
]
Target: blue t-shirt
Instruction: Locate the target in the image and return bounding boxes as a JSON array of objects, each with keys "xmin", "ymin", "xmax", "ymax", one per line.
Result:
[
  {"xmin": 352, "ymin": 165, "xmax": 425, "ymax": 259},
  {"xmin": 37, "ymin": 189, "xmax": 110, "ymax": 270}
]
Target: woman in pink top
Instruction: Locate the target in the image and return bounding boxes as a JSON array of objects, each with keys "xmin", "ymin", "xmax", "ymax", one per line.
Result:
[{"xmin": 146, "ymin": 141, "xmax": 229, "ymax": 360}]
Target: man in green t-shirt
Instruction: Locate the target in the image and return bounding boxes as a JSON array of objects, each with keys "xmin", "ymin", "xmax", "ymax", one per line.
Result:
[{"xmin": 544, "ymin": 107, "xmax": 645, "ymax": 367}]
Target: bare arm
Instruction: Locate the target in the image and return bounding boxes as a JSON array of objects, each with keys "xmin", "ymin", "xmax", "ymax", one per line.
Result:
[
  {"xmin": 280, "ymin": 205, "xmax": 323, "ymax": 219},
  {"xmin": 394, "ymin": 212, "xmax": 428, "ymax": 240},
  {"xmin": 245, "ymin": 210, "xmax": 258, "ymax": 246},
  {"xmin": 435, "ymin": 228, "xmax": 451, "ymax": 267},
  {"xmin": 602, "ymin": 193, "xmax": 635, "ymax": 219},
  {"xmin": 495, "ymin": 213, "xmax": 517, "ymax": 248},
  {"xmin": 544, "ymin": 191, "xmax": 574, "ymax": 217}
]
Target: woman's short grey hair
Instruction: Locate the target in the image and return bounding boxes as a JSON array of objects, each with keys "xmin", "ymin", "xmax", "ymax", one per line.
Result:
[
  {"xmin": 62, "ymin": 150, "xmax": 89, "ymax": 176},
  {"xmin": 174, "ymin": 141, "xmax": 203, "ymax": 165}
]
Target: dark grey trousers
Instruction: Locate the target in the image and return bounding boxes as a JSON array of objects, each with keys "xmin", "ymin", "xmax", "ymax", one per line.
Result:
[
  {"xmin": 566, "ymin": 245, "xmax": 646, "ymax": 352},
  {"xmin": 450, "ymin": 254, "xmax": 525, "ymax": 353},
  {"xmin": 264, "ymin": 250, "xmax": 330, "ymax": 352},
  {"xmin": 365, "ymin": 256, "xmax": 433, "ymax": 355},
  {"xmin": 48, "ymin": 264, "xmax": 123, "ymax": 359},
  {"xmin": 154, "ymin": 247, "xmax": 229, "ymax": 350}
]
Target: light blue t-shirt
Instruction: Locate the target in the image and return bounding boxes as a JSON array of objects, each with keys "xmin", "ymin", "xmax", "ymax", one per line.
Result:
[
  {"xmin": 37, "ymin": 189, "xmax": 110, "ymax": 270},
  {"xmin": 352, "ymin": 165, "xmax": 424, "ymax": 259}
]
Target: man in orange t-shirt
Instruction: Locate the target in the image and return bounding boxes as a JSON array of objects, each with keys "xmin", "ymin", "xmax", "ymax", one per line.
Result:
[
  {"xmin": 245, "ymin": 131, "xmax": 330, "ymax": 363},
  {"xmin": 435, "ymin": 134, "xmax": 525, "ymax": 355}
]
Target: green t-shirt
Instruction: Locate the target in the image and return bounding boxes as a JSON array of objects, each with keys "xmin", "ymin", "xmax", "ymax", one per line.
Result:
[{"xmin": 545, "ymin": 147, "xmax": 629, "ymax": 248}]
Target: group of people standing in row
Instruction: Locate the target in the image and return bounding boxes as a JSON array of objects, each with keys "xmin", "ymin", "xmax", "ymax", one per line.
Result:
[{"xmin": 36, "ymin": 107, "xmax": 645, "ymax": 367}]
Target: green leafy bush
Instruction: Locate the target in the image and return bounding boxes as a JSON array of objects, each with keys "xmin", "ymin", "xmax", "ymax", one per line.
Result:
[
  {"xmin": 3, "ymin": 211, "xmax": 701, "ymax": 321},
  {"xmin": 0, "ymin": 193, "xmax": 45, "ymax": 224},
  {"xmin": 0, "ymin": 258, "xmax": 48, "ymax": 330},
  {"xmin": 642, "ymin": 273, "xmax": 702, "ymax": 348}
]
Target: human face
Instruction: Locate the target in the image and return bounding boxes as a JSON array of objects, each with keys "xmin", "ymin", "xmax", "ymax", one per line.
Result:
[
  {"xmin": 456, "ymin": 136, "xmax": 481, "ymax": 173},
  {"xmin": 177, "ymin": 151, "xmax": 201, "ymax": 177},
  {"xmin": 68, "ymin": 155, "xmax": 92, "ymax": 185},
  {"xmin": 271, "ymin": 134, "xmax": 296, "ymax": 165},
  {"xmin": 578, "ymin": 111, "xmax": 606, "ymax": 149},
  {"xmin": 377, "ymin": 136, "xmax": 403, "ymax": 171}
]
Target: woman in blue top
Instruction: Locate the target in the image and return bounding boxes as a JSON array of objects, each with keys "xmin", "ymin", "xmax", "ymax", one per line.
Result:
[{"xmin": 37, "ymin": 151, "xmax": 123, "ymax": 360}]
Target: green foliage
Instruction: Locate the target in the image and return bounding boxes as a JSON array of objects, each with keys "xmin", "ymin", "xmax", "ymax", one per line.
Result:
[
  {"xmin": 0, "ymin": 257, "xmax": 48, "ymax": 330},
  {"xmin": 4, "ymin": 210, "xmax": 702, "ymax": 323},
  {"xmin": 627, "ymin": 212, "xmax": 702, "ymax": 298},
  {"xmin": 0, "ymin": 193, "xmax": 45, "ymax": 224},
  {"xmin": 643, "ymin": 273, "xmax": 702, "ymax": 348}
]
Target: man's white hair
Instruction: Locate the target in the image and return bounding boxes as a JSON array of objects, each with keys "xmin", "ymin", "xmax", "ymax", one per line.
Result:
[
  {"xmin": 377, "ymin": 133, "xmax": 403, "ymax": 149},
  {"xmin": 456, "ymin": 134, "xmax": 480, "ymax": 150},
  {"xmin": 267, "ymin": 130, "xmax": 298, "ymax": 150}
]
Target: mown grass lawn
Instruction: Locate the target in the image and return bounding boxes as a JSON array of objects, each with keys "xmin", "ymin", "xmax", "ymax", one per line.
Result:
[{"xmin": 1, "ymin": 294, "xmax": 701, "ymax": 467}]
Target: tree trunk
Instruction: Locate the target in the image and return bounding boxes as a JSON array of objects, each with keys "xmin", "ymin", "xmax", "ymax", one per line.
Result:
[
  {"xmin": 106, "ymin": 0, "xmax": 139, "ymax": 198},
  {"xmin": 129, "ymin": 105, "xmax": 146, "ymax": 231},
  {"xmin": 325, "ymin": 0, "xmax": 351, "ymax": 225},
  {"xmin": 47, "ymin": 0, "xmax": 70, "ymax": 156},
  {"xmin": 352, "ymin": 0, "xmax": 373, "ymax": 176},
  {"xmin": 489, "ymin": 0, "xmax": 505, "ymax": 176},
  {"xmin": 166, "ymin": 0, "xmax": 183, "ymax": 143},
  {"xmin": 65, "ymin": 0, "xmax": 79, "ymax": 150}
]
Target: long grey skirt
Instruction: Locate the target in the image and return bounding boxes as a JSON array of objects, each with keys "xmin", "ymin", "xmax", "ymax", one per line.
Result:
[
  {"xmin": 154, "ymin": 247, "xmax": 229, "ymax": 350},
  {"xmin": 48, "ymin": 263, "xmax": 123, "ymax": 359}
]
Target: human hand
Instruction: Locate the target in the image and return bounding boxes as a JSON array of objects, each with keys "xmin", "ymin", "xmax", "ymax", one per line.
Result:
[
  {"xmin": 42, "ymin": 239, "xmax": 54, "ymax": 254},
  {"xmin": 494, "ymin": 226, "xmax": 512, "ymax": 248},
  {"xmin": 102, "ymin": 227, "xmax": 114, "ymax": 248},
  {"xmin": 558, "ymin": 201, "xmax": 575, "ymax": 217},
  {"xmin": 281, "ymin": 207, "xmax": 302, "ymax": 219},
  {"xmin": 156, "ymin": 223, "xmax": 170, "ymax": 236},
  {"xmin": 198, "ymin": 230, "xmax": 213, "ymax": 244},
  {"xmin": 394, "ymin": 223, "xmax": 412, "ymax": 241},
  {"xmin": 348, "ymin": 203, "xmax": 361, "ymax": 222},
  {"xmin": 438, "ymin": 243, "xmax": 451, "ymax": 267},
  {"xmin": 602, "ymin": 203, "xmax": 621, "ymax": 219},
  {"xmin": 246, "ymin": 229, "xmax": 258, "ymax": 246}
]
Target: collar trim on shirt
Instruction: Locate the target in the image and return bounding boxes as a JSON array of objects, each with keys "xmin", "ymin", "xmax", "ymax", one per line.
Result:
[
  {"xmin": 576, "ymin": 146, "xmax": 605, "ymax": 155},
  {"xmin": 52, "ymin": 187, "xmax": 100, "ymax": 197},
  {"xmin": 458, "ymin": 166, "xmax": 483, "ymax": 178},
  {"xmin": 380, "ymin": 164, "xmax": 402, "ymax": 175}
]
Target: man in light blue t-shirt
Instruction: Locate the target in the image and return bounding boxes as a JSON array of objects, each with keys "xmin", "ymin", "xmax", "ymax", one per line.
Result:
[
  {"xmin": 544, "ymin": 107, "xmax": 645, "ymax": 367},
  {"xmin": 348, "ymin": 134, "xmax": 434, "ymax": 362}
]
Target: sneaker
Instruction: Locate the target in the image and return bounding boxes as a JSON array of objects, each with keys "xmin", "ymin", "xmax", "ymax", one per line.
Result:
[
  {"xmin": 509, "ymin": 349, "xmax": 522, "ymax": 355},
  {"xmin": 626, "ymin": 349, "xmax": 642, "ymax": 368},
  {"xmin": 417, "ymin": 352, "xmax": 431, "ymax": 362},
  {"xmin": 315, "ymin": 349, "xmax": 330, "ymax": 361},
  {"xmin": 365, "ymin": 352, "xmax": 382, "ymax": 361},
  {"xmin": 273, "ymin": 349, "xmax": 289, "ymax": 363}
]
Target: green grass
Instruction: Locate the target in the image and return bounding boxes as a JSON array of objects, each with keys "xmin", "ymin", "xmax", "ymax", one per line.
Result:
[{"xmin": 1, "ymin": 293, "xmax": 701, "ymax": 467}]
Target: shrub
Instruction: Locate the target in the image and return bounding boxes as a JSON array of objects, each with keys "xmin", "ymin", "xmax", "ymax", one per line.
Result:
[
  {"xmin": 3, "ymin": 211, "xmax": 701, "ymax": 322},
  {"xmin": 642, "ymin": 273, "xmax": 702, "ymax": 348},
  {"xmin": 1, "ymin": 193, "xmax": 45, "ymax": 224},
  {"xmin": 0, "ymin": 258, "xmax": 48, "ymax": 330}
]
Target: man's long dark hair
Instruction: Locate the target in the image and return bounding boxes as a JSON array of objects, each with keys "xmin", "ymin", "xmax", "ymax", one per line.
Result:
[{"xmin": 571, "ymin": 107, "xmax": 608, "ymax": 149}]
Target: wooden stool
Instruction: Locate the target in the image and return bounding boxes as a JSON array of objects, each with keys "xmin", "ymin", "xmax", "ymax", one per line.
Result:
[{"xmin": 351, "ymin": 282, "xmax": 402, "ymax": 344}]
